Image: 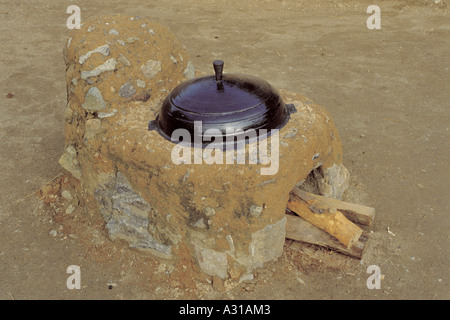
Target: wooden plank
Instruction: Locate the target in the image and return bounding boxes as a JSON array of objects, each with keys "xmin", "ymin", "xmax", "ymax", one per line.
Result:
[
  {"xmin": 285, "ymin": 213, "xmax": 369, "ymax": 259},
  {"xmin": 290, "ymin": 187, "xmax": 375, "ymax": 226},
  {"xmin": 287, "ymin": 193, "xmax": 363, "ymax": 248}
]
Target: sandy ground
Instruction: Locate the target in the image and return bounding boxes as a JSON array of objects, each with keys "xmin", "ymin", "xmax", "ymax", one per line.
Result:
[{"xmin": 0, "ymin": 0, "xmax": 448, "ymax": 300}]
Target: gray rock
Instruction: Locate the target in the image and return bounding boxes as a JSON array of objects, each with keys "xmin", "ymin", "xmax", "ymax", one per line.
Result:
[
  {"xmin": 141, "ymin": 60, "xmax": 162, "ymax": 79},
  {"xmin": 58, "ymin": 145, "xmax": 82, "ymax": 180},
  {"xmin": 118, "ymin": 54, "xmax": 131, "ymax": 67},
  {"xmin": 81, "ymin": 87, "xmax": 106, "ymax": 112},
  {"xmin": 316, "ymin": 163, "xmax": 350, "ymax": 200},
  {"xmin": 192, "ymin": 242, "xmax": 228, "ymax": 279},
  {"xmin": 250, "ymin": 217, "xmax": 286, "ymax": 269},
  {"xmin": 118, "ymin": 81, "xmax": 136, "ymax": 98},
  {"xmin": 183, "ymin": 61, "xmax": 195, "ymax": 79},
  {"xmin": 283, "ymin": 129, "xmax": 298, "ymax": 139},
  {"xmin": 81, "ymin": 58, "xmax": 117, "ymax": 80},
  {"xmin": 109, "ymin": 29, "xmax": 119, "ymax": 35},
  {"xmin": 94, "ymin": 172, "xmax": 172, "ymax": 256}
]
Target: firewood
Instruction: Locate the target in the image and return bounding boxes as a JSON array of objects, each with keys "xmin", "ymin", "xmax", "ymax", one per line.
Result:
[
  {"xmin": 285, "ymin": 213, "xmax": 369, "ymax": 259},
  {"xmin": 287, "ymin": 193, "xmax": 363, "ymax": 248},
  {"xmin": 290, "ymin": 187, "xmax": 375, "ymax": 226}
]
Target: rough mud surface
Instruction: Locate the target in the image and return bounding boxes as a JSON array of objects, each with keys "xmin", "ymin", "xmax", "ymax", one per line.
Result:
[{"xmin": 0, "ymin": 0, "xmax": 448, "ymax": 299}]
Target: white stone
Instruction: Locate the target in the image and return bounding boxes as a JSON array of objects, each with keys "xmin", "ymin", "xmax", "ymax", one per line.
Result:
[
  {"xmin": 183, "ymin": 61, "xmax": 195, "ymax": 79},
  {"xmin": 141, "ymin": 60, "xmax": 162, "ymax": 79},
  {"xmin": 239, "ymin": 274, "xmax": 254, "ymax": 283},
  {"xmin": 205, "ymin": 207, "xmax": 216, "ymax": 216},
  {"xmin": 61, "ymin": 190, "xmax": 72, "ymax": 200},
  {"xmin": 98, "ymin": 109, "xmax": 117, "ymax": 118},
  {"xmin": 78, "ymin": 44, "xmax": 110, "ymax": 65},
  {"xmin": 81, "ymin": 58, "xmax": 117, "ymax": 80},
  {"xmin": 250, "ymin": 205, "xmax": 263, "ymax": 218},
  {"xmin": 170, "ymin": 54, "xmax": 178, "ymax": 65},
  {"xmin": 65, "ymin": 204, "xmax": 75, "ymax": 215},
  {"xmin": 109, "ymin": 29, "xmax": 119, "ymax": 36},
  {"xmin": 136, "ymin": 79, "xmax": 146, "ymax": 88}
]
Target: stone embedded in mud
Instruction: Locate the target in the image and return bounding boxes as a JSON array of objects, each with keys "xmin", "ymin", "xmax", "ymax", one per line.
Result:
[
  {"xmin": 183, "ymin": 61, "xmax": 195, "ymax": 79},
  {"xmin": 316, "ymin": 163, "xmax": 349, "ymax": 200},
  {"xmin": 170, "ymin": 54, "xmax": 178, "ymax": 65},
  {"xmin": 108, "ymin": 29, "xmax": 119, "ymax": 36},
  {"xmin": 141, "ymin": 60, "xmax": 162, "ymax": 79},
  {"xmin": 84, "ymin": 118, "xmax": 102, "ymax": 140},
  {"xmin": 136, "ymin": 79, "xmax": 145, "ymax": 88},
  {"xmin": 63, "ymin": 107, "xmax": 73, "ymax": 122},
  {"xmin": 78, "ymin": 44, "xmax": 110, "ymax": 65},
  {"xmin": 192, "ymin": 218, "xmax": 206, "ymax": 229},
  {"xmin": 126, "ymin": 36, "xmax": 139, "ymax": 44},
  {"xmin": 98, "ymin": 109, "xmax": 117, "ymax": 118},
  {"xmin": 192, "ymin": 242, "xmax": 228, "ymax": 279},
  {"xmin": 250, "ymin": 217, "xmax": 286, "ymax": 269},
  {"xmin": 81, "ymin": 87, "xmax": 106, "ymax": 112},
  {"xmin": 204, "ymin": 207, "xmax": 216, "ymax": 216},
  {"xmin": 250, "ymin": 205, "xmax": 263, "ymax": 218},
  {"xmin": 117, "ymin": 54, "xmax": 131, "ymax": 67},
  {"xmin": 58, "ymin": 145, "xmax": 82, "ymax": 181},
  {"xmin": 81, "ymin": 58, "xmax": 117, "ymax": 80},
  {"xmin": 118, "ymin": 81, "xmax": 136, "ymax": 98},
  {"xmin": 190, "ymin": 217, "xmax": 287, "ymax": 278},
  {"xmin": 94, "ymin": 172, "xmax": 172, "ymax": 257}
]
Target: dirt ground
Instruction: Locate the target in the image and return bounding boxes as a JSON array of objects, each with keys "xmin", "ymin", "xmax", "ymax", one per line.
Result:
[{"xmin": 0, "ymin": 0, "xmax": 448, "ymax": 300}]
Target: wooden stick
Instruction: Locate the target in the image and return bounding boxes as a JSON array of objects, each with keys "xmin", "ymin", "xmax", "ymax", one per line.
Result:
[
  {"xmin": 285, "ymin": 213, "xmax": 368, "ymax": 259},
  {"xmin": 291, "ymin": 187, "xmax": 375, "ymax": 226},
  {"xmin": 287, "ymin": 193, "xmax": 363, "ymax": 248}
]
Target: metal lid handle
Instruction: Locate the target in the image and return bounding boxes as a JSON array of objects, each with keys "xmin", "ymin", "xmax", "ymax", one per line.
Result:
[{"xmin": 213, "ymin": 60, "xmax": 224, "ymax": 87}]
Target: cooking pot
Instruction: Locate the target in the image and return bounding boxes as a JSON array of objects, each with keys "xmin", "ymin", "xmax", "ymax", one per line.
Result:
[{"xmin": 149, "ymin": 60, "xmax": 295, "ymax": 147}]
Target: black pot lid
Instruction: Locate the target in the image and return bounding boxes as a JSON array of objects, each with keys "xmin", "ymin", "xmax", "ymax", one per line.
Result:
[{"xmin": 150, "ymin": 60, "xmax": 294, "ymax": 147}]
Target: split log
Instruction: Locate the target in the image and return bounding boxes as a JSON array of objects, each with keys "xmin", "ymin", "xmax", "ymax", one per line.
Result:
[
  {"xmin": 285, "ymin": 214, "xmax": 368, "ymax": 259},
  {"xmin": 287, "ymin": 193, "xmax": 363, "ymax": 248},
  {"xmin": 291, "ymin": 187, "xmax": 375, "ymax": 226}
]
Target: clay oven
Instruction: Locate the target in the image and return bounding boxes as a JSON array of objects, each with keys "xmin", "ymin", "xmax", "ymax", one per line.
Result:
[{"xmin": 60, "ymin": 15, "xmax": 349, "ymax": 280}]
